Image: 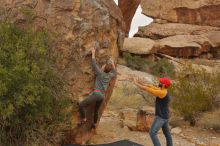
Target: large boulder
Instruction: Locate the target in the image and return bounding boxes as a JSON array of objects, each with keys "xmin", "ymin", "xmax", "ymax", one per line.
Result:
[
  {"xmin": 0, "ymin": 0, "xmax": 124, "ymax": 144},
  {"xmin": 121, "ymin": 37, "xmax": 155, "ymax": 55},
  {"xmin": 141, "ymin": 0, "xmax": 220, "ymax": 27},
  {"xmin": 118, "ymin": 0, "xmax": 141, "ymax": 37},
  {"xmin": 122, "ymin": 34, "xmax": 220, "ymax": 58},
  {"xmin": 135, "ymin": 23, "xmax": 220, "ymax": 40},
  {"xmin": 204, "ymin": 31, "xmax": 220, "ymax": 58},
  {"xmin": 156, "ymin": 35, "xmax": 211, "ymax": 57},
  {"xmin": 120, "ymin": 108, "xmax": 154, "ymax": 132}
]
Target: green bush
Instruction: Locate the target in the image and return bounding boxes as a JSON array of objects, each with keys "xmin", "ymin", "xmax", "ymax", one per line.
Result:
[
  {"xmin": 170, "ymin": 65, "xmax": 220, "ymax": 126},
  {"xmin": 0, "ymin": 23, "xmax": 73, "ymax": 146},
  {"xmin": 150, "ymin": 58, "xmax": 176, "ymax": 78},
  {"xmin": 123, "ymin": 52, "xmax": 148, "ymax": 71},
  {"xmin": 199, "ymin": 110, "xmax": 220, "ymax": 132},
  {"xmin": 122, "ymin": 53, "xmax": 175, "ymax": 78}
]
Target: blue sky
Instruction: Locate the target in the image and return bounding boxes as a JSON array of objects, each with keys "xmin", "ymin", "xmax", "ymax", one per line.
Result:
[{"xmin": 113, "ymin": 0, "xmax": 153, "ymax": 37}]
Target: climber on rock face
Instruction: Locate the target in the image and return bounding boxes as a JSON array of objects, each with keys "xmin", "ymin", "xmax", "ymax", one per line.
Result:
[
  {"xmin": 132, "ymin": 77, "xmax": 173, "ymax": 146},
  {"xmin": 78, "ymin": 47, "xmax": 117, "ymax": 129}
]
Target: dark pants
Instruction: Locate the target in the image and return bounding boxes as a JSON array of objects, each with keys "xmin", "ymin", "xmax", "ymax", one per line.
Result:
[
  {"xmin": 79, "ymin": 93, "xmax": 104, "ymax": 124},
  {"xmin": 149, "ymin": 116, "xmax": 173, "ymax": 146}
]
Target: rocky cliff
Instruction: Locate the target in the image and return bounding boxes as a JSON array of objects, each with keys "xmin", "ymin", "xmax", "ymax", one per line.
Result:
[
  {"xmin": 0, "ymin": 0, "xmax": 124, "ymax": 144},
  {"xmin": 141, "ymin": 0, "xmax": 220, "ymax": 27},
  {"xmin": 118, "ymin": 0, "xmax": 141, "ymax": 37},
  {"xmin": 119, "ymin": 0, "xmax": 220, "ymax": 58}
]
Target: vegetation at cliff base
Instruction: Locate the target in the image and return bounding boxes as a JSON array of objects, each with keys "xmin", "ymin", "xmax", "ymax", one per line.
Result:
[
  {"xmin": 122, "ymin": 52, "xmax": 175, "ymax": 78},
  {"xmin": 0, "ymin": 23, "xmax": 72, "ymax": 146},
  {"xmin": 170, "ymin": 65, "xmax": 220, "ymax": 126}
]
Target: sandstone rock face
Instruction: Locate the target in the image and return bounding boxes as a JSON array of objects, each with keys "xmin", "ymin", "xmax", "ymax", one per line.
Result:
[
  {"xmin": 157, "ymin": 35, "xmax": 211, "ymax": 57},
  {"xmin": 121, "ymin": 33, "xmax": 218, "ymax": 58},
  {"xmin": 141, "ymin": 0, "xmax": 220, "ymax": 27},
  {"xmin": 116, "ymin": 65, "xmax": 155, "ymax": 84},
  {"xmin": 122, "ymin": 37, "xmax": 155, "ymax": 54},
  {"xmin": 129, "ymin": 0, "xmax": 220, "ymax": 58},
  {"xmin": 120, "ymin": 108, "xmax": 154, "ymax": 132},
  {"xmin": 0, "ymin": 0, "xmax": 124, "ymax": 144},
  {"xmin": 171, "ymin": 127, "xmax": 182, "ymax": 135},
  {"xmin": 135, "ymin": 23, "xmax": 220, "ymax": 40},
  {"xmin": 118, "ymin": 0, "xmax": 141, "ymax": 37}
]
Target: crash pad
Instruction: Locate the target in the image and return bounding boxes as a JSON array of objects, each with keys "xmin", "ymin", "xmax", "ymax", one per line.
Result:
[{"xmin": 62, "ymin": 140, "xmax": 143, "ymax": 146}]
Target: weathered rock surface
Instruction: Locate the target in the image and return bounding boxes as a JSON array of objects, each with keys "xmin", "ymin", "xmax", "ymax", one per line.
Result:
[
  {"xmin": 141, "ymin": 0, "xmax": 220, "ymax": 27},
  {"xmin": 203, "ymin": 31, "xmax": 220, "ymax": 58},
  {"xmin": 118, "ymin": 0, "xmax": 141, "ymax": 37},
  {"xmin": 130, "ymin": 0, "xmax": 220, "ymax": 58},
  {"xmin": 171, "ymin": 127, "xmax": 182, "ymax": 135},
  {"xmin": 135, "ymin": 23, "xmax": 220, "ymax": 40},
  {"xmin": 0, "ymin": 0, "xmax": 124, "ymax": 144},
  {"xmin": 116, "ymin": 65, "xmax": 155, "ymax": 84},
  {"xmin": 122, "ymin": 37, "xmax": 155, "ymax": 54},
  {"xmin": 120, "ymin": 108, "xmax": 154, "ymax": 132},
  {"xmin": 121, "ymin": 34, "xmax": 220, "ymax": 58},
  {"xmin": 157, "ymin": 35, "xmax": 211, "ymax": 57}
]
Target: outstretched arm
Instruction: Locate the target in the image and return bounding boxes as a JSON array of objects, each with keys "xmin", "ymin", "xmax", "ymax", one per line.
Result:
[
  {"xmin": 91, "ymin": 48, "xmax": 102, "ymax": 75},
  {"xmin": 133, "ymin": 79, "xmax": 149, "ymax": 91},
  {"xmin": 133, "ymin": 78, "xmax": 167, "ymax": 98},
  {"xmin": 108, "ymin": 59, "xmax": 117, "ymax": 78}
]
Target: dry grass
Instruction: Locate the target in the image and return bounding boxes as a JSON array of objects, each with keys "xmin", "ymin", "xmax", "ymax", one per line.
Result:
[
  {"xmin": 198, "ymin": 109, "xmax": 220, "ymax": 132},
  {"xmin": 108, "ymin": 82, "xmax": 154, "ymax": 109}
]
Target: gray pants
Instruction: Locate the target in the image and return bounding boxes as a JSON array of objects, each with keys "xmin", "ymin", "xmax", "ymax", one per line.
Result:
[{"xmin": 79, "ymin": 93, "xmax": 104, "ymax": 124}]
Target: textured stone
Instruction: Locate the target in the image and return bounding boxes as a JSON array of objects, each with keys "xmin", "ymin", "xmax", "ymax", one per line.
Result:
[
  {"xmin": 171, "ymin": 127, "xmax": 182, "ymax": 135},
  {"xmin": 118, "ymin": 0, "xmax": 141, "ymax": 37},
  {"xmin": 135, "ymin": 23, "xmax": 220, "ymax": 40},
  {"xmin": 203, "ymin": 31, "xmax": 220, "ymax": 47},
  {"xmin": 0, "ymin": 0, "xmax": 124, "ymax": 144},
  {"xmin": 156, "ymin": 35, "xmax": 211, "ymax": 57},
  {"xmin": 122, "ymin": 37, "xmax": 156, "ymax": 54},
  {"xmin": 141, "ymin": 0, "xmax": 220, "ymax": 27},
  {"xmin": 120, "ymin": 108, "xmax": 154, "ymax": 132},
  {"xmin": 136, "ymin": 109, "xmax": 154, "ymax": 132}
]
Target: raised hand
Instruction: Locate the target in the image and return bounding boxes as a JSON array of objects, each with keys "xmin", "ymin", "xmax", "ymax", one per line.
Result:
[{"xmin": 91, "ymin": 47, "xmax": 96, "ymax": 58}]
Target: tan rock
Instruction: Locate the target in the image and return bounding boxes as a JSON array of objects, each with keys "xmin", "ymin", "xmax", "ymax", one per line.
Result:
[
  {"xmin": 171, "ymin": 127, "xmax": 182, "ymax": 134},
  {"xmin": 141, "ymin": 0, "xmax": 220, "ymax": 27},
  {"xmin": 135, "ymin": 23, "xmax": 220, "ymax": 39},
  {"xmin": 203, "ymin": 31, "xmax": 220, "ymax": 47},
  {"xmin": 118, "ymin": 0, "xmax": 141, "ymax": 37},
  {"xmin": 0, "ymin": 0, "xmax": 124, "ymax": 144},
  {"xmin": 136, "ymin": 109, "xmax": 154, "ymax": 132},
  {"xmin": 120, "ymin": 108, "xmax": 154, "ymax": 132},
  {"xmin": 117, "ymin": 65, "xmax": 155, "ymax": 84},
  {"xmin": 122, "ymin": 37, "xmax": 156, "ymax": 55},
  {"xmin": 203, "ymin": 31, "xmax": 220, "ymax": 58},
  {"xmin": 156, "ymin": 35, "xmax": 211, "ymax": 57}
]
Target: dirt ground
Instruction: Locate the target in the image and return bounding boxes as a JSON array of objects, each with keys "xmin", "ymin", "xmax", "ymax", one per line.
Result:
[{"xmin": 90, "ymin": 109, "xmax": 220, "ymax": 146}]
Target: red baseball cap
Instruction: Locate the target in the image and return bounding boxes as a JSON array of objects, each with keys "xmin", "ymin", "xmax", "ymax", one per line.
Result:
[{"xmin": 159, "ymin": 77, "xmax": 171, "ymax": 88}]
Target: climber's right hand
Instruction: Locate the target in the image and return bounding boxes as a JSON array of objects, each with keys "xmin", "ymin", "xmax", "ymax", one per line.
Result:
[{"xmin": 91, "ymin": 47, "xmax": 96, "ymax": 58}]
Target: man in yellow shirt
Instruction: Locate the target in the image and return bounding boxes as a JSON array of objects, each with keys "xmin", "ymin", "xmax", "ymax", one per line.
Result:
[{"xmin": 133, "ymin": 77, "xmax": 173, "ymax": 146}]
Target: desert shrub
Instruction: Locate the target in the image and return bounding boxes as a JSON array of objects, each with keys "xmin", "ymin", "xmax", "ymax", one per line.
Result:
[
  {"xmin": 109, "ymin": 82, "xmax": 147, "ymax": 109},
  {"xmin": 0, "ymin": 23, "xmax": 73, "ymax": 146},
  {"xmin": 122, "ymin": 53, "xmax": 175, "ymax": 78},
  {"xmin": 170, "ymin": 65, "xmax": 220, "ymax": 126},
  {"xmin": 122, "ymin": 52, "xmax": 148, "ymax": 71},
  {"xmin": 150, "ymin": 58, "xmax": 176, "ymax": 78},
  {"xmin": 199, "ymin": 110, "xmax": 220, "ymax": 132}
]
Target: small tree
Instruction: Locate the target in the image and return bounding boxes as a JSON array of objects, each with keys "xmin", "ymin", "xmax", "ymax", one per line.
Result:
[
  {"xmin": 170, "ymin": 65, "xmax": 220, "ymax": 126},
  {"xmin": 123, "ymin": 53, "xmax": 175, "ymax": 78},
  {"xmin": 150, "ymin": 58, "xmax": 176, "ymax": 78},
  {"xmin": 0, "ymin": 23, "xmax": 73, "ymax": 146},
  {"xmin": 123, "ymin": 52, "xmax": 148, "ymax": 71}
]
